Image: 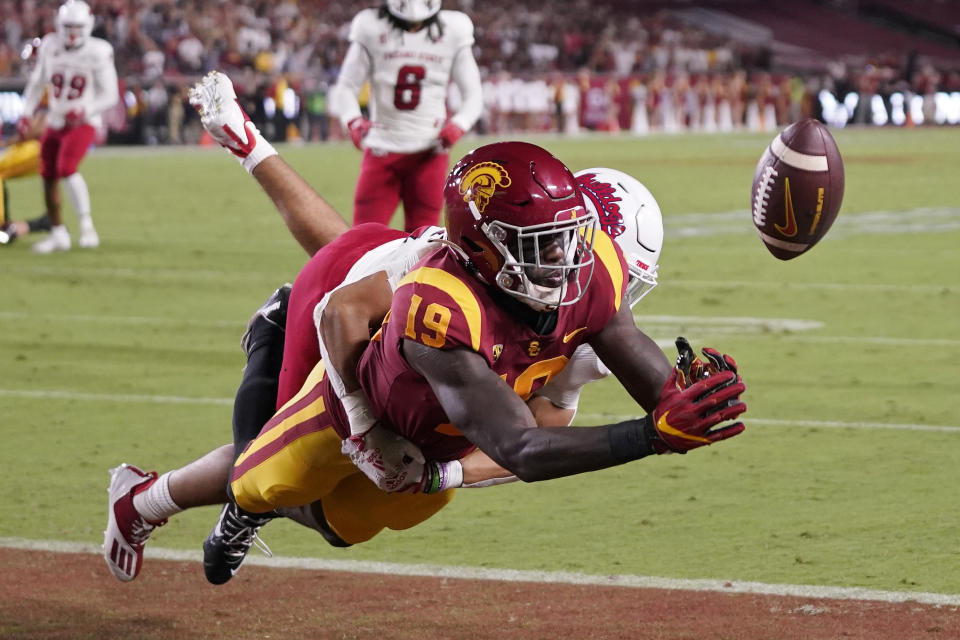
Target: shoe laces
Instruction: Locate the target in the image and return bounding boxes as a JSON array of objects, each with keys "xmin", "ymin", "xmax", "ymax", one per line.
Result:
[
  {"xmin": 128, "ymin": 516, "xmax": 156, "ymax": 547},
  {"xmin": 221, "ymin": 507, "xmax": 273, "ymax": 560}
]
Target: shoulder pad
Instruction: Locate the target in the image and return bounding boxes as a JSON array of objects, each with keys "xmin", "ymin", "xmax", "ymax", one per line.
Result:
[
  {"xmin": 348, "ymin": 8, "xmax": 382, "ymax": 45},
  {"xmin": 438, "ymin": 11, "xmax": 474, "ymax": 48},
  {"xmin": 589, "ymin": 228, "xmax": 629, "ymax": 313},
  {"xmin": 90, "ymin": 38, "xmax": 115, "ymax": 60},
  {"xmin": 394, "ymin": 265, "xmax": 484, "ymax": 352}
]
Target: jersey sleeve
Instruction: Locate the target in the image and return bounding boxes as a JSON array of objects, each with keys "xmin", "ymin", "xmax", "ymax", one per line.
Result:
[
  {"xmin": 87, "ymin": 39, "xmax": 119, "ymax": 117},
  {"xmin": 587, "ymin": 228, "xmax": 630, "ymax": 323},
  {"xmin": 347, "ymin": 8, "xmax": 380, "ymax": 46},
  {"xmin": 391, "ymin": 266, "xmax": 485, "ymax": 353}
]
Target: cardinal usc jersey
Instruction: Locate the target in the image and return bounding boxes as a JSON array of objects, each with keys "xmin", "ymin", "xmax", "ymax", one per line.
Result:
[
  {"xmin": 353, "ymin": 229, "xmax": 629, "ymax": 462},
  {"xmin": 348, "ymin": 9, "xmax": 474, "ymax": 153},
  {"xmin": 26, "ymin": 34, "xmax": 117, "ymax": 129}
]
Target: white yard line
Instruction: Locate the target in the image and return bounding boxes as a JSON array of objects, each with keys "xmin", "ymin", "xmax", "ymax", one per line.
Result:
[
  {"xmin": 0, "ymin": 310, "xmax": 242, "ymax": 329},
  {"xmin": 0, "ymin": 389, "xmax": 232, "ymax": 406},
  {"xmin": 2, "ymin": 388, "xmax": 958, "ymax": 433},
  {"xmin": 1, "ymin": 537, "xmax": 957, "ymax": 606},
  {"xmin": 5, "ymin": 311, "xmax": 956, "ymax": 347}
]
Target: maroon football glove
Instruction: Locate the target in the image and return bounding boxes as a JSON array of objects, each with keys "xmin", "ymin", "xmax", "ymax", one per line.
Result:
[
  {"xmin": 675, "ymin": 336, "xmax": 738, "ymax": 389},
  {"xmin": 347, "ymin": 116, "xmax": 372, "ymax": 150},
  {"xmin": 437, "ymin": 121, "xmax": 464, "ymax": 149},
  {"xmin": 646, "ymin": 367, "xmax": 746, "ymax": 454}
]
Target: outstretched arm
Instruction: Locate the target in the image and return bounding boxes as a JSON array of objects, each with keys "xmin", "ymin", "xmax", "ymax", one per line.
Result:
[
  {"xmin": 404, "ymin": 340, "xmax": 646, "ymax": 482},
  {"xmin": 404, "ymin": 332, "xmax": 746, "ymax": 482}
]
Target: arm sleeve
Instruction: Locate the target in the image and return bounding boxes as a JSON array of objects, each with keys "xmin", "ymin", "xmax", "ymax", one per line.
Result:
[
  {"xmin": 448, "ymin": 45, "xmax": 483, "ymax": 132},
  {"xmin": 329, "ymin": 41, "xmax": 370, "ymax": 128},
  {"xmin": 533, "ymin": 344, "xmax": 611, "ymax": 410},
  {"xmin": 86, "ymin": 44, "xmax": 120, "ymax": 117}
]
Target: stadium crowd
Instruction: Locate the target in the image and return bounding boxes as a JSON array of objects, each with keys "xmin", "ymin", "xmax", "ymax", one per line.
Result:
[{"xmin": 0, "ymin": 0, "xmax": 957, "ymax": 145}]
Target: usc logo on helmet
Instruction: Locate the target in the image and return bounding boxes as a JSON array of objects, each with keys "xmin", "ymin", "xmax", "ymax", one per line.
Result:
[{"xmin": 460, "ymin": 162, "xmax": 511, "ymax": 214}]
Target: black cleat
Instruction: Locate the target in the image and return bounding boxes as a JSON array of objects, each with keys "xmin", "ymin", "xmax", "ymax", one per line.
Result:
[
  {"xmin": 202, "ymin": 502, "xmax": 274, "ymax": 585},
  {"xmin": 240, "ymin": 283, "xmax": 292, "ymax": 356}
]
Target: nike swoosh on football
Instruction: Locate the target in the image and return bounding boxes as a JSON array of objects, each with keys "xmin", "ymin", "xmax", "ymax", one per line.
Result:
[
  {"xmin": 775, "ymin": 176, "xmax": 799, "ymax": 237},
  {"xmin": 563, "ymin": 327, "xmax": 589, "ymax": 343}
]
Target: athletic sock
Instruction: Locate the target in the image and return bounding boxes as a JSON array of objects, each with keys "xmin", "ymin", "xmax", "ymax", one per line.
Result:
[
  {"xmin": 63, "ymin": 172, "xmax": 92, "ymax": 224},
  {"xmin": 132, "ymin": 471, "xmax": 182, "ymax": 523}
]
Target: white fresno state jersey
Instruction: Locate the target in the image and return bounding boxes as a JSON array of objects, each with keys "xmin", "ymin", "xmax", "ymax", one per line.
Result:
[
  {"xmin": 338, "ymin": 9, "xmax": 475, "ymax": 153},
  {"xmin": 22, "ymin": 33, "xmax": 119, "ymax": 130}
]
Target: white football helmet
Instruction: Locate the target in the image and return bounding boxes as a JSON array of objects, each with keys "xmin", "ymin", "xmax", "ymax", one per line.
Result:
[
  {"xmin": 386, "ymin": 0, "xmax": 441, "ymax": 22},
  {"xmin": 56, "ymin": 0, "xmax": 94, "ymax": 49},
  {"xmin": 575, "ymin": 168, "xmax": 663, "ymax": 307}
]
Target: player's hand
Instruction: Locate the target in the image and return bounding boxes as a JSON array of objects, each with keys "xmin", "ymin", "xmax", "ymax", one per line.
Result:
[
  {"xmin": 64, "ymin": 109, "xmax": 85, "ymax": 128},
  {"xmin": 341, "ymin": 423, "xmax": 426, "ymax": 492},
  {"xmin": 437, "ymin": 121, "xmax": 464, "ymax": 150},
  {"xmin": 16, "ymin": 116, "xmax": 33, "ymax": 140},
  {"xmin": 674, "ymin": 336, "xmax": 738, "ymax": 389},
  {"xmin": 346, "ymin": 117, "xmax": 371, "ymax": 150},
  {"xmin": 188, "ymin": 71, "xmax": 277, "ymax": 172},
  {"xmin": 646, "ymin": 367, "xmax": 746, "ymax": 454}
]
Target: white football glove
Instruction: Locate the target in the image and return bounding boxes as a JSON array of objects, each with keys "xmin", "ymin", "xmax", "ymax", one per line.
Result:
[
  {"xmin": 342, "ymin": 424, "xmax": 428, "ymax": 492},
  {"xmin": 188, "ymin": 71, "xmax": 277, "ymax": 173}
]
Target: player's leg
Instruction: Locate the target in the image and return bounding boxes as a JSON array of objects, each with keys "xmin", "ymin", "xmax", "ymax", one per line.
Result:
[
  {"xmin": 205, "ymin": 363, "xmax": 356, "ymax": 584},
  {"xmin": 400, "ymin": 150, "xmax": 448, "ymax": 231},
  {"xmin": 105, "ymin": 286, "xmax": 291, "ymax": 582},
  {"xmin": 31, "ymin": 131, "xmax": 70, "ymax": 253},
  {"xmin": 233, "ymin": 284, "xmax": 290, "ymax": 462},
  {"xmin": 57, "ymin": 124, "xmax": 98, "ymax": 248},
  {"xmin": 103, "ymin": 444, "xmax": 233, "ymax": 582},
  {"xmin": 352, "ymin": 149, "xmax": 402, "ymax": 226}
]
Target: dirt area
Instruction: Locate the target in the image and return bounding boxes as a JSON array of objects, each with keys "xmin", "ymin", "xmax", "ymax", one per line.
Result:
[{"xmin": 1, "ymin": 549, "xmax": 957, "ymax": 640}]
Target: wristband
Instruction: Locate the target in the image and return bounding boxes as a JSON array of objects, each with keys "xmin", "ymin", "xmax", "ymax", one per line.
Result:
[
  {"xmin": 240, "ymin": 126, "xmax": 278, "ymax": 173},
  {"xmin": 341, "ymin": 389, "xmax": 376, "ymax": 436},
  {"xmin": 421, "ymin": 460, "xmax": 464, "ymax": 494},
  {"xmin": 607, "ymin": 416, "xmax": 658, "ymax": 462}
]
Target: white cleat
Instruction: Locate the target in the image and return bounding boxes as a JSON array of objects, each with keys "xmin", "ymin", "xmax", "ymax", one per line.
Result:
[
  {"xmin": 78, "ymin": 220, "xmax": 99, "ymax": 249},
  {"xmin": 189, "ymin": 71, "xmax": 241, "ymax": 133},
  {"xmin": 103, "ymin": 463, "xmax": 164, "ymax": 582},
  {"xmin": 31, "ymin": 226, "xmax": 71, "ymax": 254}
]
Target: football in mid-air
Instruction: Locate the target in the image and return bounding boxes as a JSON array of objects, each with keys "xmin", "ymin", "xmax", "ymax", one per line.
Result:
[{"xmin": 750, "ymin": 118, "xmax": 844, "ymax": 260}]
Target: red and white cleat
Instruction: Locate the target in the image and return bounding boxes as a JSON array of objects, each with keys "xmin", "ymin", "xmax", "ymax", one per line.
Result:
[{"xmin": 103, "ymin": 463, "xmax": 165, "ymax": 582}]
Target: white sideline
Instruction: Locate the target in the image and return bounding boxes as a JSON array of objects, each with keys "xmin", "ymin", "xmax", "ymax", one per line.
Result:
[{"xmin": 1, "ymin": 537, "xmax": 958, "ymax": 607}]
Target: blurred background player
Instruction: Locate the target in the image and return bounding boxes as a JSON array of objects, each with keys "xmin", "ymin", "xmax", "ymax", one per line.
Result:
[
  {"xmin": 18, "ymin": 0, "xmax": 119, "ymax": 253},
  {"xmin": 330, "ymin": 0, "xmax": 483, "ymax": 231},
  {"xmin": 0, "ymin": 38, "xmax": 51, "ymax": 246}
]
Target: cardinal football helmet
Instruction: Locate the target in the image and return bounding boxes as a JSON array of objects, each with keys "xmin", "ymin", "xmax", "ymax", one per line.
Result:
[
  {"xmin": 443, "ymin": 141, "xmax": 597, "ymax": 310},
  {"xmin": 575, "ymin": 168, "xmax": 663, "ymax": 307},
  {"xmin": 56, "ymin": 0, "xmax": 94, "ymax": 49},
  {"xmin": 386, "ymin": 0, "xmax": 441, "ymax": 22}
]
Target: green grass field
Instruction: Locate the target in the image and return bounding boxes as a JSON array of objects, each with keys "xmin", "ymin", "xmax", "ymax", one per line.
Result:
[{"xmin": 1, "ymin": 128, "xmax": 958, "ymax": 595}]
